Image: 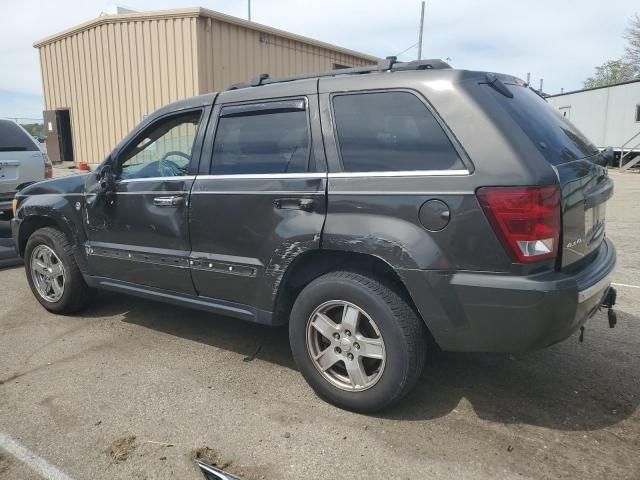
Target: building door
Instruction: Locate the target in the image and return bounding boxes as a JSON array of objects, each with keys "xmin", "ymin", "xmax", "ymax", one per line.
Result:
[
  {"xmin": 189, "ymin": 93, "xmax": 327, "ymax": 317},
  {"xmin": 84, "ymin": 107, "xmax": 208, "ymax": 294},
  {"xmin": 43, "ymin": 109, "xmax": 74, "ymax": 164}
]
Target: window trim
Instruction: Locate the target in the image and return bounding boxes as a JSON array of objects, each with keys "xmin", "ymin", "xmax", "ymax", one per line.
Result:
[
  {"xmin": 114, "ymin": 107, "xmax": 206, "ymax": 179},
  {"xmin": 328, "ymin": 88, "xmax": 473, "ymax": 174},
  {"xmin": 209, "ymin": 96, "xmax": 313, "ymax": 176},
  {"xmin": 220, "ymin": 99, "xmax": 306, "ymax": 117}
]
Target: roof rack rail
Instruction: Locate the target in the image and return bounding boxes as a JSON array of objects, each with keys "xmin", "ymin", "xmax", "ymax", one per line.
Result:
[{"xmin": 226, "ymin": 56, "xmax": 451, "ymax": 90}]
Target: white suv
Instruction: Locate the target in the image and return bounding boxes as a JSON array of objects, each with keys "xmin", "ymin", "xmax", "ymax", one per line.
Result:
[{"xmin": 0, "ymin": 119, "xmax": 52, "ymax": 218}]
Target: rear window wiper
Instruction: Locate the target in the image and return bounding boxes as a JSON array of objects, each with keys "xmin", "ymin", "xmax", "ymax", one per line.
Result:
[{"xmin": 485, "ymin": 73, "xmax": 514, "ymax": 98}]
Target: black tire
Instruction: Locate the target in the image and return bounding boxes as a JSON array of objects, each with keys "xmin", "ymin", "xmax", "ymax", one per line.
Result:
[
  {"xmin": 289, "ymin": 271, "xmax": 427, "ymax": 412},
  {"xmin": 24, "ymin": 227, "xmax": 95, "ymax": 314}
]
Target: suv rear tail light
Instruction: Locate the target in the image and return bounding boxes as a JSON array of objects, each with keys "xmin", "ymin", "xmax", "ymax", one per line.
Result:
[
  {"xmin": 477, "ymin": 185, "xmax": 560, "ymax": 263},
  {"xmin": 43, "ymin": 153, "xmax": 53, "ymax": 179}
]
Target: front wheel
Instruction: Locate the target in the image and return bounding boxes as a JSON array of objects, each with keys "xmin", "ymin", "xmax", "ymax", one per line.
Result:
[
  {"xmin": 289, "ymin": 271, "xmax": 427, "ymax": 412},
  {"xmin": 24, "ymin": 227, "xmax": 95, "ymax": 314}
]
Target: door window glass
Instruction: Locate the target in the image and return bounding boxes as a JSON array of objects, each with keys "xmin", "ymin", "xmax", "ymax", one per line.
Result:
[
  {"xmin": 211, "ymin": 103, "xmax": 310, "ymax": 174},
  {"xmin": 119, "ymin": 110, "xmax": 202, "ymax": 179},
  {"xmin": 332, "ymin": 91, "xmax": 464, "ymax": 172}
]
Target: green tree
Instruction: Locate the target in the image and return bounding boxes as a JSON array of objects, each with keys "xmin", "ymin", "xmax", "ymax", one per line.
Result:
[
  {"xmin": 583, "ymin": 59, "xmax": 638, "ymax": 89},
  {"xmin": 20, "ymin": 123, "xmax": 44, "ymax": 137}
]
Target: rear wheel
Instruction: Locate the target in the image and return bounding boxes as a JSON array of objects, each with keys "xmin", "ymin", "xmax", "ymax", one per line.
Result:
[
  {"xmin": 24, "ymin": 227, "xmax": 94, "ymax": 313},
  {"xmin": 289, "ymin": 271, "xmax": 426, "ymax": 412}
]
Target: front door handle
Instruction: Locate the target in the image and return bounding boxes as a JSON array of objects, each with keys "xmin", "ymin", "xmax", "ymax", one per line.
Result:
[
  {"xmin": 153, "ymin": 196, "xmax": 183, "ymax": 207},
  {"xmin": 273, "ymin": 198, "xmax": 314, "ymax": 212}
]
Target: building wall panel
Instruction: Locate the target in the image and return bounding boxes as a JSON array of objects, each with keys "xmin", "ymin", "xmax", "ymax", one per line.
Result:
[
  {"xmin": 38, "ymin": 15, "xmax": 201, "ymax": 164},
  {"xmin": 36, "ymin": 9, "xmax": 376, "ymax": 165},
  {"xmin": 548, "ymin": 82, "xmax": 640, "ymax": 149},
  {"xmin": 195, "ymin": 17, "xmax": 375, "ymax": 94}
]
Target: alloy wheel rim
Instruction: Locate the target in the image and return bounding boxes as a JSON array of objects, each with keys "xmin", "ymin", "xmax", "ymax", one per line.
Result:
[
  {"xmin": 30, "ymin": 245, "xmax": 65, "ymax": 303},
  {"xmin": 306, "ymin": 300, "xmax": 386, "ymax": 392}
]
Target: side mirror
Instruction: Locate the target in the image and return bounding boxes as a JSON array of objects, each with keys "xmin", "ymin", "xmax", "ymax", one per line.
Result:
[
  {"xmin": 99, "ymin": 165, "xmax": 117, "ymax": 193},
  {"xmin": 599, "ymin": 146, "xmax": 614, "ymax": 167},
  {"xmin": 87, "ymin": 163, "xmax": 117, "ymax": 209}
]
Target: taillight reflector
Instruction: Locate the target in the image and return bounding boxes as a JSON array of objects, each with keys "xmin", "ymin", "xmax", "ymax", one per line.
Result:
[{"xmin": 477, "ymin": 186, "xmax": 560, "ymax": 263}]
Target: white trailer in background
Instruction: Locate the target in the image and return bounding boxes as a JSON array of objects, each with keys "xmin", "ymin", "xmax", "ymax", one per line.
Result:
[{"xmin": 546, "ymin": 79, "xmax": 640, "ymax": 168}]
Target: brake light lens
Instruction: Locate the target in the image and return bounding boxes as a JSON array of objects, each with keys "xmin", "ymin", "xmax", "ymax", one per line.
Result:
[
  {"xmin": 43, "ymin": 153, "xmax": 53, "ymax": 179},
  {"xmin": 477, "ymin": 186, "xmax": 560, "ymax": 263}
]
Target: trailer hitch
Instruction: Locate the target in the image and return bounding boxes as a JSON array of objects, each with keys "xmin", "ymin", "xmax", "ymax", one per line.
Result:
[{"xmin": 601, "ymin": 286, "xmax": 617, "ymax": 328}]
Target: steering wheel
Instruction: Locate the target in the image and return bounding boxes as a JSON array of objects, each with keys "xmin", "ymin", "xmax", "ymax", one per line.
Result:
[{"xmin": 159, "ymin": 151, "xmax": 190, "ymax": 176}]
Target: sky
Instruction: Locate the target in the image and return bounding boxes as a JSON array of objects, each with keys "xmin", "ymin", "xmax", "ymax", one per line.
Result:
[{"xmin": 0, "ymin": 0, "xmax": 637, "ymax": 119}]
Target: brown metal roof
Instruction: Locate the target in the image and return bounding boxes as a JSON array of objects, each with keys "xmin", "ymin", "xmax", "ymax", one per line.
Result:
[{"xmin": 33, "ymin": 7, "xmax": 380, "ymax": 62}]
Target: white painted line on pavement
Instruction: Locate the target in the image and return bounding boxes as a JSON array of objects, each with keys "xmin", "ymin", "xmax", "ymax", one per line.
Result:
[
  {"xmin": 612, "ymin": 282, "xmax": 640, "ymax": 289},
  {"xmin": 0, "ymin": 432, "xmax": 74, "ymax": 480}
]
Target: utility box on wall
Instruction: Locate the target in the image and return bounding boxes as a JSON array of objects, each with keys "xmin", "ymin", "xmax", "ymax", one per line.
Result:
[{"xmin": 34, "ymin": 7, "xmax": 378, "ymax": 167}]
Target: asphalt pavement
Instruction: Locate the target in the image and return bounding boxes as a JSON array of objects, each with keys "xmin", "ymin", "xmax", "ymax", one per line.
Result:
[{"xmin": 0, "ymin": 171, "xmax": 638, "ymax": 480}]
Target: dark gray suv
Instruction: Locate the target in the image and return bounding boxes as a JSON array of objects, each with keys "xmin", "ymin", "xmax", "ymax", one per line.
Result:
[{"xmin": 12, "ymin": 59, "xmax": 616, "ymax": 412}]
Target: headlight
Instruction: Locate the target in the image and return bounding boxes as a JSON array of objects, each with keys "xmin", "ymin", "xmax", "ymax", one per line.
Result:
[{"xmin": 12, "ymin": 198, "xmax": 18, "ymax": 216}]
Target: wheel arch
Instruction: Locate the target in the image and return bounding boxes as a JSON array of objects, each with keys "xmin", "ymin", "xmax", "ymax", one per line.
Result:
[
  {"xmin": 273, "ymin": 250, "xmax": 433, "ymax": 339},
  {"xmin": 17, "ymin": 215, "xmax": 74, "ymax": 257}
]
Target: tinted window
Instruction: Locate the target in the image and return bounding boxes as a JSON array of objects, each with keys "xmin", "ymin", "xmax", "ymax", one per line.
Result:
[
  {"xmin": 485, "ymin": 85, "xmax": 599, "ymax": 165},
  {"xmin": 0, "ymin": 120, "xmax": 38, "ymax": 152},
  {"xmin": 212, "ymin": 106, "xmax": 309, "ymax": 175},
  {"xmin": 119, "ymin": 111, "xmax": 201, "ymax": 179},
  {"xmin": 332, "ymin": 92, "xmax": 464, "ymax": 172}
]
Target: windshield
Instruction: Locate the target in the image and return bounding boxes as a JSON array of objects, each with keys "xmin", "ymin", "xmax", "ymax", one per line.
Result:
[{"xmin": 484, "ymin": 83, "xmax": 599, "ymax": 165}]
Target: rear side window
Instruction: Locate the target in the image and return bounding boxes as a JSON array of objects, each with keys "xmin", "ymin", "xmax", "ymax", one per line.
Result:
[
  {"xmin": 0, "ymin": 121, "xmax": 38, "ymax": 152},
  {"xmin": 332, "ymin": 91, "xmax": 464, "ymax": 172},
  {"xmin": 485, "ymin": 84, "xmax": 599, "ymax": 165},
  {"xmin": 212, "ymin": 101, "xmax": 310, "ymax": 175}
]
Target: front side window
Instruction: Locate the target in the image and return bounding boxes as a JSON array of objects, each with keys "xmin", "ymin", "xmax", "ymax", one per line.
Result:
[
  {"xmin": 212, "ymin": 101, "xmax": 310, "ymax": 175},
  {"xmin": 119, "ymin": 110, "xmax": 202, "ymax": 180},
  {"xmin": 332, "ymin": 91, "xmax": 464, "ymax": 172}
]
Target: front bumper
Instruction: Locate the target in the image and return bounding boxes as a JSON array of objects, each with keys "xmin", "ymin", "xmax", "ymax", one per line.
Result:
[{"xmin": 401, "ymin": 238, "xmax": 616, "ymax": 352}]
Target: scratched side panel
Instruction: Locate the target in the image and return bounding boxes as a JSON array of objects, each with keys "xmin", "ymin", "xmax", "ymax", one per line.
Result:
[
  {"xmin": 189, "ymin": 175, "xmax": 326, "ymax": 310},
  {"xmin": 323, "ymin": 176, "xmax": 511, "ymax": 272}
]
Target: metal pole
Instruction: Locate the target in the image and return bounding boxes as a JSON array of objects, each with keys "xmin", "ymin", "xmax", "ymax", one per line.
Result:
[
  {"xmin": 417, "ymin": 1, "xmax": 425, "ymax": 60},
  {"xmin": 526, "ymin": 72, "xmax": 531, "ymax": 85},
  {"xmin": 539, "ymin": 78, "xmax": 544, "ymax": 95},
  {"xmin": 248, "ymin": 0, "xmax": 251, "ymax": 21}
]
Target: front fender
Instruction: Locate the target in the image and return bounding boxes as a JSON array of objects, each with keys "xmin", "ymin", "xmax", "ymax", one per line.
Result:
[{"xmin": 14, "ymin": 176, "xmax": 88, "ymax": 267}]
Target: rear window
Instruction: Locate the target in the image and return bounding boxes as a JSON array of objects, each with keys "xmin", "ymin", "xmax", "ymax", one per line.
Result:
[
  {"xmin": 485, "ymin": 84, "xmax": 598, "ymax": 165},
  {"xmin": 332, "ymin": 91, "xmax": 465, "ymax": 172},
  {"xmin": 0, "ymin": 121, "xmax": 38, "ymax": 152}
]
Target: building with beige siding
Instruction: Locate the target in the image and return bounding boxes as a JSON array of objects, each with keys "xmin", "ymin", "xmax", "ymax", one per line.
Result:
[{"xmin": 34, "ymin": 7, "xmax": 378, "ymax": 166}]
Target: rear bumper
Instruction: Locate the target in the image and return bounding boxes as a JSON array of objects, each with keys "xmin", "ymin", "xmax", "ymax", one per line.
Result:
[
  {"xmin": 400, "ymin": 238, "xmax": 616, "ymax": 352},
  {"xmin": 0, "ymin": 190, "xmax": 16, "ymax": 211}
]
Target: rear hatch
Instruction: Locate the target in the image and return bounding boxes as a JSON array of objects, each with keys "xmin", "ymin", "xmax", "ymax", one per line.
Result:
[
  {"xmin": 483, "ymin": 77, "xmax": 612, "ymax": 268},
  {"xmin": 0, "ymin": 121, "xmax": 42, "ymax": 195}
]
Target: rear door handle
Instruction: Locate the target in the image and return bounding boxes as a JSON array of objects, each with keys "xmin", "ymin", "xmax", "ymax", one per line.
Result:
[
  {"xmin": 153, "ymin": 196, "xmax": 183, "ymax": 207},
  {"xmin": 273, "ymin": 198, "xmax": 314, "ymax": 212}
]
